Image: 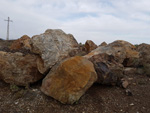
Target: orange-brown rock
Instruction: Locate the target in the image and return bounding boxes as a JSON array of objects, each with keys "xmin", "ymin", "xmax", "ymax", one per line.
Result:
[
  {"xmin": 85, "ymin": 40, "xmax": 97, "ymax": 53},
  {"xmin": 41, "ymin": 56, "xmax": 97, "ymax": 104},
  {"xmin": 10, "ymin": 35, "xmax": 31, "ymax": 50},
  {"xmin": 0, "ymin": 51, "xmax": 43, "ymax": 86}
]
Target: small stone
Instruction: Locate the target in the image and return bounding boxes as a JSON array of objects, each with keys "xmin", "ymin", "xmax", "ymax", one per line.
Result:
[
  {"xmin": 133, "ymin": 83, "xmax": 136, "ymax": 85},
  {"xmin": 32, "ymin": 89, "xmax": 38, "ymax": 92},
  {"xmin": 124, "ymin": 68, "xmax": 137, "ymax": 75},
  {"xmin": 125, "ymin": 89, "xmax": 133, "ymax": 96},
  {"xmin": 15, "ymin": 101, "xmax": 18, "ymax": 104},
  {"xmin": 128, "ymin": 78, "xmax": 133, "ymax": 80},
  {"xmin": 130, "ymin": 103, "xmax": 134, "ymax": 106},
  {"xmin": 121, "ymin": 78, "xmax": 129, "ymax": 88}
]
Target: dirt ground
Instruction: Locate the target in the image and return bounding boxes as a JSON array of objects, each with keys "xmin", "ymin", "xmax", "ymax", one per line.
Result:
[{"xmin": 0, "ymin": 73, "xmax": 150, "ymax": 113}]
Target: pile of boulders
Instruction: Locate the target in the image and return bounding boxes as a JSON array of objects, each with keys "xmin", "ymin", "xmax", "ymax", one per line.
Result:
[{"xmin": 0, "ymin": 29, "xmax": 150, "ymax": 104}]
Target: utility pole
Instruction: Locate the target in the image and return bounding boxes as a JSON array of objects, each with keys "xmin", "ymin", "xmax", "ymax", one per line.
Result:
[{"xmin": 4, "ymin": 17, "xmax": 13, "ymax": 40}]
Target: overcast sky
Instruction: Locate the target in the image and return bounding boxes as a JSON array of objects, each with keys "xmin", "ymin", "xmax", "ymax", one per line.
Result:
[{"xmin": 0, "ymin": 0, "xmax": 150, "ymax": 44}]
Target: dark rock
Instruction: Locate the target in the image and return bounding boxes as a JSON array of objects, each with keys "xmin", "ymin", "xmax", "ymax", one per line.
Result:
[
  {"xmin": 84, "ymin": 52, "xmax": 124, "ymax": 85},
  {"xmin": 125, "ymin": 89, "xmax": 133, "ymax": 96}
]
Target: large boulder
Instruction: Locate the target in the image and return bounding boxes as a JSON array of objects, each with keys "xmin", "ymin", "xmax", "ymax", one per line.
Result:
[
  {"xmin": 87, "ymin": 40, "xmax": 139, "ymax": 64},
  {"xmin": 83, "ymin": 40, "xmax": 139, "ymax": 85},
  {"xmin": 84, "ymin": 53, "xmax": 124, "ymax": 85},
  {"xmin": 136, "ymin": 43, "xmax": 150, "ymax": 76},
  {"xmin": 31, "ymin": 29, "xmax": 79, "ymax": 74},
  {"xmin": 41, "ymin": 56, "xmax": 97, "ymax": 104},
  {"xmin": 85, "ymin": 40, "xmax": 97, "ymax": 53},
  {"xmin": 0, "ymin": 51, "xmax": 44, "ymax": 86},
  {"xmin": 10, "ymin": 35, "xmax": 31, "ymax": 50},
  {"xmin": 136, "ymin": 43, "xmax": 150, "ymax": 60},
  {"xmin": 108, "ymin": 40, "xmax": 139, "ymax": 66}
]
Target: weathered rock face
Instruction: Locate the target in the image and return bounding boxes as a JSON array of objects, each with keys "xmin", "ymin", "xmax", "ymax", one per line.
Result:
[
  {"xmin": 0, "ymin": 51, "xmax": 43, "ymax": 86},
  {"xmin": 85, "ymin": 40, "xmax": 97, "ymax": 53},
  {"xmin": 87, "ymin": 40, "xmax": 139, "ymax": 64},
  {"xmin": 68, "ymin": 43, "xmax": 87, "ymax": 57},
  {"xmin": 31, "ymin": 29, "xmax": 79, "ymax": 74},
  {"xmin": 108, "ymin": 40, "xmax": 139, "ymax": 64},
  {"xmin": 136, "ymin": 43, "xmax": 150, "ymax": 60},
  {"xmin": 136, "ymin": 43, "xmax": 150, "ymax": 76},
  {"xmin": 41, "ymin": 56, "xmax": 97, "ymax": 104},
  {"xmin": 0, "ymin": 39, "xmax": 14, "ymax": 50},
  {"xmin": 10, "ymin": 35, "xmax": 31, "ymax": 50},
  {"xmin": 83, "ymin": 40, "xmax": 140, "ymax": 85},
  {"xmin": 84, "ymin": 53, "xmax": 124, "ymax": 85},
  {"xmin": 100, "ymin": 42, "xmax": 107, "ymax": 46}
]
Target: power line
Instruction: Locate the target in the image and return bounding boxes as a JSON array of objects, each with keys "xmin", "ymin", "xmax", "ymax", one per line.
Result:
[{"xmin": 4, "ymin": 17, "xmax": 13, "ymax": 40}]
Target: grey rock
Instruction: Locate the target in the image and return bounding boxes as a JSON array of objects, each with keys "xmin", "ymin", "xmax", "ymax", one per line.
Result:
[{"xmin": 31, "ymin": 29, "xmax": 79, "ymax": 74}]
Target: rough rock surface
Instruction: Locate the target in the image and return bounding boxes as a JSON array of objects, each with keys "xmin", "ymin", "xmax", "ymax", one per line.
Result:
[
  {"xmin": 41, "ymin": 56, "xmax": 97, "ymax": 104},
  {"xmin": 10, "ymin": 35, "xmax": 31, "ymax": 50},
  {"xmin": 86, "ymin": 40, "xmax": 139, "ymax": 64},
  {"xmin": 0, "ymin": 39, "xmax": 14, "ymax": 50},
  {"xmin": 84, "ymin": 53, "xmax": 124, "ymax": 85},
  {"xmin": 83, "ymin": 40, "xmax": 139, "ymax": 85},
  {"xmin": 31, "ymin": 29, "xmax": 79, "ymax": 74},
  {"xmin": 136, "ymin": 43, "xmax": 150, "ymax": 76},
  {"xmin": 0, "ymin": 51, "xmax": 43, "ymax": 86},
  {"xmin": 85, "ymin": 40, "xmax": 97, "ymax": 53},
  {"xmin": 100, "ymin": 41, "xmax": 107, "ymax": 46},
  {"xmin": 108, "ymin": 40, "xmax": 139, "ymax": 65}
]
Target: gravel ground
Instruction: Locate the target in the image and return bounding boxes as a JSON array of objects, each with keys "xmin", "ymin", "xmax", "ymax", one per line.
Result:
[{"xmin": 0, "ymin": 73, "xmax": 150, "ymax": 113}]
